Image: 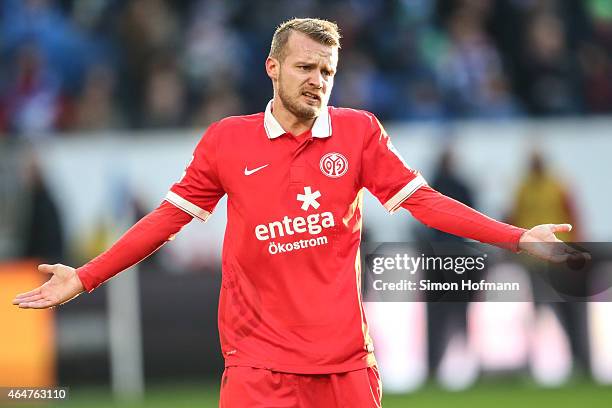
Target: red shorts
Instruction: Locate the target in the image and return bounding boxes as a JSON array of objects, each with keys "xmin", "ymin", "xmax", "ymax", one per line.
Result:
[{"xmin": 219, "ymin": 366, "xmax": 382, "ymax": 408}]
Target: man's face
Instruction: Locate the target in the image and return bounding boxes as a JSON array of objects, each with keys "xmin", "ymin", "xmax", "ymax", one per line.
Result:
[{"xmin": 268, "ymin": 32, "xmax": 338, "ymax": 120}]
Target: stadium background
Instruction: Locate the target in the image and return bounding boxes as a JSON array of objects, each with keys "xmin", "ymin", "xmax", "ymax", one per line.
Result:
[{"xmin": 1, "ymin": 0, "xmax": 612, "ymax": 406}]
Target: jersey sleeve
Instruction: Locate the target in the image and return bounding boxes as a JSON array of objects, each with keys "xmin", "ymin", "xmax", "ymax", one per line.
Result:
[
  {"xmin": 77, "ymin": 201, "xmax": 193, "ymax": 292},
  {"xmin": 402, "ymin": 185, "xmax": 526, "ymax": 252},
  {"xmin": 165, "ymin": 122, "xmax": 226, "ymax": 221},
  {"xmin": 360, "ymin": 113, "xmax": 427, "ymax": 213}
]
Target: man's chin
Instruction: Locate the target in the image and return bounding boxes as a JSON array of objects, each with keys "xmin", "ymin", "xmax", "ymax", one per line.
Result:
[
  {"xmin": 291, "ymin": 104, "xmax": 319, "ymax": 120},
  {"xmin": 299, "ymin": 101, "xmax": 323, "ymax": 117},
  {"xmin": 304, "ymin": 107, "xmax": 320, "ymax": 118}
]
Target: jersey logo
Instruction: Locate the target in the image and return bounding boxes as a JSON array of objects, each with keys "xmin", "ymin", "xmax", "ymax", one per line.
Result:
[
  {"xmin": 244, "ymin": 164, "xmax": 269, "ymax": 176},
  {"xmin": 296, "ymin": 186, "xmax": 321, "ymax": 211},
  {"xmin": 320, "ymin": 152, "xmax": 348, "ymax": 178}
]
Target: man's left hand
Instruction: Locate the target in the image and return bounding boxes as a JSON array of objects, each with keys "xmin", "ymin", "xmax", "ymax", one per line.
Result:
[{"xmin": 518, "ymin": 224, "xmax": 588, "ymax": 263}]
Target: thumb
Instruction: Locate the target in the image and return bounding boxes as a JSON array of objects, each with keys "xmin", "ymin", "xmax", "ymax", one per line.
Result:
[
  {"xmin": 551, "ymin": 224, "xmax": 572, "ymax": 233},
  {"xmin": 38, "ymin": 264, "xmax": 56, "ymax": 274}
]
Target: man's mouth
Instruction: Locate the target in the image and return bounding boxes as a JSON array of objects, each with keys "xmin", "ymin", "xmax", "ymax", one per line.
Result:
[{"xmin": 302, "ymin": 91, "xmax": 321, "ymax": 103}]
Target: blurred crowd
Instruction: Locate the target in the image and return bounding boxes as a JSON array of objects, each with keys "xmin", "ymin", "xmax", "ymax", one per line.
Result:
[{"xmin": 1, "ymin": 0, "xmax": 612, "ymax": 138}]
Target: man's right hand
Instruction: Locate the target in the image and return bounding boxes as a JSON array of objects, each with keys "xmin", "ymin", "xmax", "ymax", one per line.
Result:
[{"xmin": 12, "ymin": 264, "xmax": 85, "ymax": 309}]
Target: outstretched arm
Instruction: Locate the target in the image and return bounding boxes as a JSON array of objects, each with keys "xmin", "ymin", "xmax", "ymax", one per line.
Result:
[
  {"xmin": 12, "ymin": 201, "xmax": 193, "ymax": 309},
  {"xmin": 402, "ymin": 185, "xmax": 583, "ymax": 262}
]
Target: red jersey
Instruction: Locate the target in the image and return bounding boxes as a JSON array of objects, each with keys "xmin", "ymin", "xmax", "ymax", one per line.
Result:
[{"xmin": 165, "ymin": 101, "xmax": 426, "ymax": 373}]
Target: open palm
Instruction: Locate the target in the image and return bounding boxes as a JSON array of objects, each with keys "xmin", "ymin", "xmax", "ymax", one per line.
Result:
[
  {"xmin": 518, "ymin": 224, "xmax": 587, "ymax": 263},
  {"xmin": 12, "ymin": 264, "xmax": 85, "ymax": 309}
]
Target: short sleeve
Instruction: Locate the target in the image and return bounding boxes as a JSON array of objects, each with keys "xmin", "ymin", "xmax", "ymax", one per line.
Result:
[
  {"xmin": 360, "ymin": 113, "xmax": 427, "ymax": 213},
  {"xmin": 165, "ymin": 122, "xmax": 226, "ymax": 221}
]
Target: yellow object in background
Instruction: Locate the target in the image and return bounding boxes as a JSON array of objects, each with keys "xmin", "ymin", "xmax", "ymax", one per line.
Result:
[
  {"xmin": 0, "ymin": 261, "xmax": 55, "ymax": 386},
  {"xmin": 509, "ymin": 151, "xmax": 581, "ymax": 242}
]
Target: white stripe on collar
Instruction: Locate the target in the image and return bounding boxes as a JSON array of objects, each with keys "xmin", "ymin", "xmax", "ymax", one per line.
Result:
[{"xmin": 264, "ymin": 99, "xmax": 332, "ymax": 139}]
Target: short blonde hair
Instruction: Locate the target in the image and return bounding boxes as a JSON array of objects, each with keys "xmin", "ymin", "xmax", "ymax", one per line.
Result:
[{"xmin": 269, "ymin": 18, "xmax": 341, "ymax": 61}]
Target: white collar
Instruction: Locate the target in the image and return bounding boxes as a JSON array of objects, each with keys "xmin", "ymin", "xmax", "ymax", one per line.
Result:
[{"xmin": 264, "ymin": 99, "xmax": 332, "ymax": 139}]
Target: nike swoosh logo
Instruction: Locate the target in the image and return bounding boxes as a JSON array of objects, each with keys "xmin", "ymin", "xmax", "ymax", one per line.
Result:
[{"xmin": 244, "ymin": 164, "xmax": 269, "ymax": 176}]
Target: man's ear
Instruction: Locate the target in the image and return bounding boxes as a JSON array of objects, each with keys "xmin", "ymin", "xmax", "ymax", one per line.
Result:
[{"xmin": 265, "ymin": 56, "xmax": 279, "ymax": 81}]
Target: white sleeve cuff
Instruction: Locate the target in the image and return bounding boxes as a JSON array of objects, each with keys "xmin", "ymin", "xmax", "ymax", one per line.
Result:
[
  {"xmin": 383, "ymin": 174, "xmax": 427, "ymax": 214},
  {"xmin": 165, "ymin": 191, "xmax": 211, "ymax": 222}
]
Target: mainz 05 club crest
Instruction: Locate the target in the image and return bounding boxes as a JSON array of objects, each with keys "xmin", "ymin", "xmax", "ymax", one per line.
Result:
[{"xmin": 319, "ymin": 152, "xmax": 348, "ymax": 178}]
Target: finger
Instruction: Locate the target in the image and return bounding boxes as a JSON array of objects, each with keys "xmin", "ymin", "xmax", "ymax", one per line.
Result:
[
  {"xmin": 549, "ymin": 253, "xmax": 570, "ymax": 263},
  {"xmin": 13, "ymin": 287, "xmax": 42, "ymax": 300},
  {"xmin": 563, "ymin": 244, "xmax": 592, "ymax": 260},
  {"xmin": 19, "ymin": 299, "xmax": 56, "ymax": 309},
  {"xmin": 551, "ymin": 224, "xmax": 572, "ymax": 233},
  {"xmin": 12, "ymin": 294, "xmax": 44, "ymax": 305},
  {"xmin": 38, "ymin": 264, "xmax": 55, "ymax": 274},
  {"xmin": 568, "ymin": 250, "xmax": 592, "ymax": 262}
]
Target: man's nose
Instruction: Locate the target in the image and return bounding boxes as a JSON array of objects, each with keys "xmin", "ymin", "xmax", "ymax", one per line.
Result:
[{"xmin": 308, "ymin": 71, "xmax": 324, "ymax": 89}]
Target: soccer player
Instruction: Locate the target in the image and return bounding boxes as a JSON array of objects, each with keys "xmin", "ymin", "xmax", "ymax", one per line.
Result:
[{"xmin": 13, "ymin": 18, "xmax": 582, "ymax": 408}]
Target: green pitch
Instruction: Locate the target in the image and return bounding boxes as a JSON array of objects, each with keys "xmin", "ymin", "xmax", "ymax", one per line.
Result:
[{"xmin": 38, "ymin": 379, "xmax": 612, "ymax": 408}]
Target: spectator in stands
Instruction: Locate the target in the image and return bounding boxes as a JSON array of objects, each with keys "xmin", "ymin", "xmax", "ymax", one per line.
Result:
[
  {"xmin": 579, "ymin": 43, "xmax": 612, "ymax": 113},
  {"xmin": 115, "ymin": 0, "xmax": 180, "ymax": 127},
  {"xmin": 72, "ymin": 63, "xmax": 124, "ymax": 131},
  {"xmin": 1, "ymin": 43, "xmax": 61, "ymax": 137},
  {"xmin": 142, "ymin": 56, "xmax": 187, "ymax": 128},
  {"xmin": 437, "ymin": 4, "xmax": 520, "ymax": 118},
  {"xmin": 191, "ymin": 84, "xmax": 244, "ymax": 127},
  {"xmin": 518, "ymin": 13, "xmax": 582, "ymax": 115}
]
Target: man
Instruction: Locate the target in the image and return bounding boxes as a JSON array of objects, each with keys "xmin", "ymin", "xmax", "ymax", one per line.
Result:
[
  {"xmin": 13, "ymin": 18, "xmax": 581, "ymax": 407},
  {"xmin": 510, "ymin": 150, "xmax": 589, "ymax": 377}
]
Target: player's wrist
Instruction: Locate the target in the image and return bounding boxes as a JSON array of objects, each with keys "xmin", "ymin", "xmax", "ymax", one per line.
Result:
[
  {"xmin": 74, "ymin": 267, "xmax": 90, "ymax": 293},
  {"xmin": 516, "ymin": 228, "xmax": 530, "ymax": 253}
]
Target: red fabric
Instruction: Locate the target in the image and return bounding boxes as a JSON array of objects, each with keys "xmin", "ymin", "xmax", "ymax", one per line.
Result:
[
  {"xmin": 169, "ymin": 108, "xmax": 422, "ymax": 374},
  {"xmin": 219, "ymin": 366, "xmax": 382, "ymax": 408},
  {"xmin": 402, "ymin": 185, "xmax": 526, "ymax": 251},
  {"xmin": 76, "ymin": 201, "xmax": 192, "ymax": 292},
  {"xmin": 167, "ymin": 121, "xmax": 225, "ymax": 219},
  {"xmin": 359, "ymin": 111, "xmax": 424, "ymax": 206}
]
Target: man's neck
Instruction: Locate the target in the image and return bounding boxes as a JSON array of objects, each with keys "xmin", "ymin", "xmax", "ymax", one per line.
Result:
[{"xmin": 271, "ymin": 98, "xmax": 316, "ymax": 136}]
